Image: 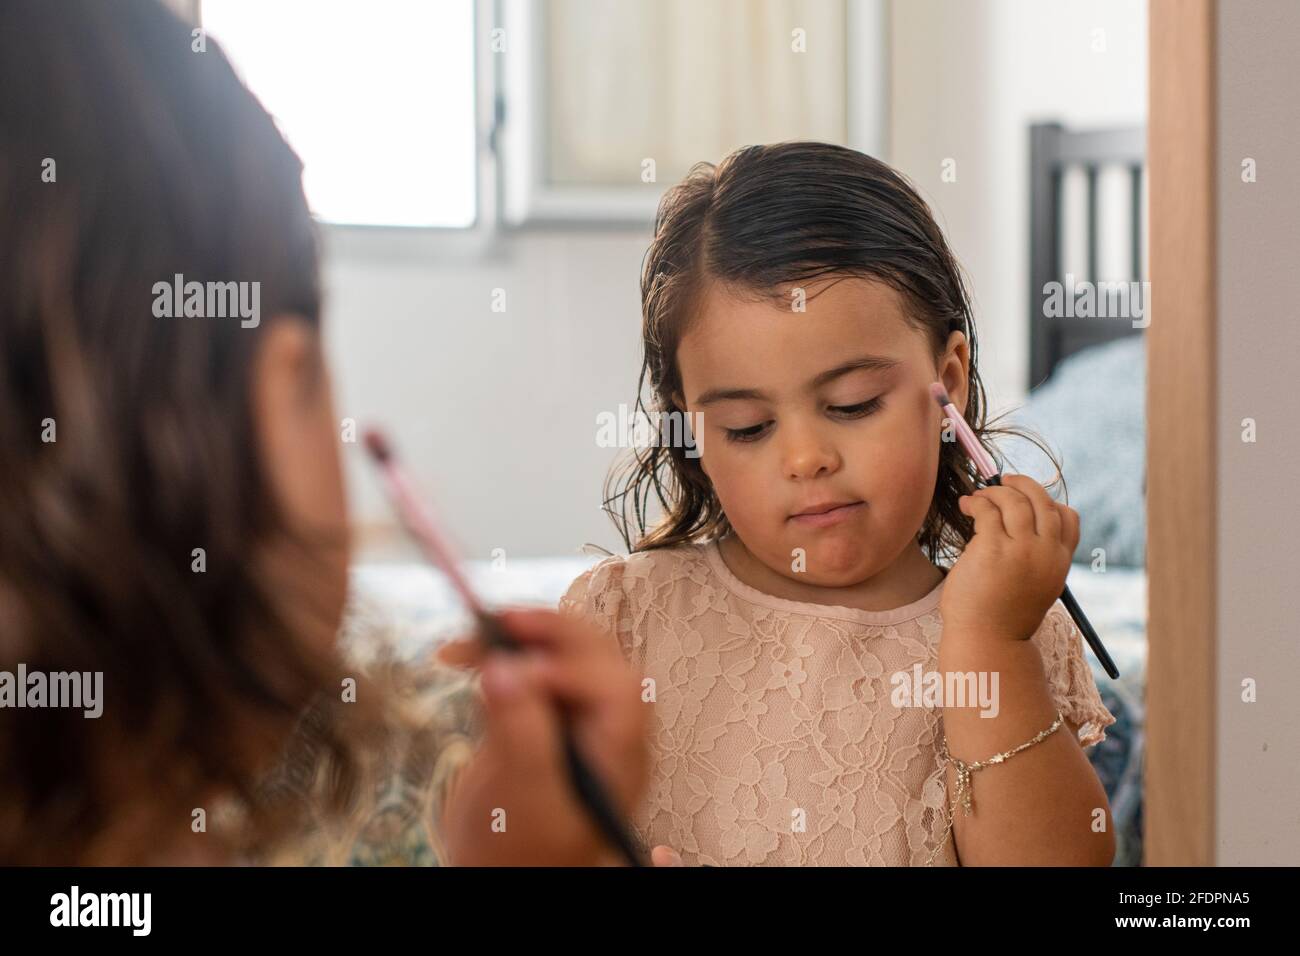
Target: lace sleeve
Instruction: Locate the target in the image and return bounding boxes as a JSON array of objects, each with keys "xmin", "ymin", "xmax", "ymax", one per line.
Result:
[
  {"xmin": 559, "ymin": 554, "xmax": 637, "ymax": 660},
  {"xmin": 1029, "ymin": 600, "xmax": 1117, "ymax": 748}
]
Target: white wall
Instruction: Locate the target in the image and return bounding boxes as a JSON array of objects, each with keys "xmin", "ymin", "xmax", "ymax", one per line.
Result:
[
  {"xmin": 1216, "ymin": 0, "xmax": 1300, "ymax": 865},
  {"xmin": 323, "ymin": 228, "xmax": 648, "ymax": 561}
]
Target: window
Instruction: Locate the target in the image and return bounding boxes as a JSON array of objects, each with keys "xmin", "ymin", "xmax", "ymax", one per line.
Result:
[
  {"xmin": 202, "ymin": 0, "xmax": 478, "ymax": 228},
  {"xmin": 497, "ymin": 0, "xmax": 886, "ymax": 224}
]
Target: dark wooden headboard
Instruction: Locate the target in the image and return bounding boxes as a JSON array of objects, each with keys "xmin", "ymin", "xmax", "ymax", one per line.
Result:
[{"xmin": 1028, "ymin": 122, "xmax": 1146, "ymax": 390}]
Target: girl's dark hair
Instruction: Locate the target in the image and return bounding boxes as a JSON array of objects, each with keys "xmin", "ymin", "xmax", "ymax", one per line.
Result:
[
  {"xmin": 605, "ymin": 141, "xmax": 1062, "ymax": 562},
  {"xmin": 0, "ymin": 0, "xmax": 379, "ymax": 862}
]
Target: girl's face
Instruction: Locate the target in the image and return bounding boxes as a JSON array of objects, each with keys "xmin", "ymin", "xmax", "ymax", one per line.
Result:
[
  {"xmin": 675, "ymin": 276, "xmax": 970, "ymax": 589},
  {"xmin": 251, "ymin": 319, "xmax": 352, "ymax": 650}
]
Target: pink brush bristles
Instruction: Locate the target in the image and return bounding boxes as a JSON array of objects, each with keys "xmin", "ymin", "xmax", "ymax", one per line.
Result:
[
  {"xmin": 928, "ymin": 382, "xmax": 999, "ymax": 481},
  {"xmin": 361, "ymin": 427, "xmax": 488, "ymax": 618}
]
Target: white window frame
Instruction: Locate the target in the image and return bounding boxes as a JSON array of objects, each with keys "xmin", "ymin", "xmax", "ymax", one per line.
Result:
[
  {"xmin": 320, "ymin": 0, "xmax": 503, "ymax": 261},
  {"xmin": 187, "ymin": 0, "xmax": 500, "ymax": 262},
  {"xmin": 494, "ymin": 0, "xmax": 891, "ymax": 227}
]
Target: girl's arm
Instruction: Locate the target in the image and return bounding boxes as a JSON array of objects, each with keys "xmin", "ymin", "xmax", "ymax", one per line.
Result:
[
  {"xmin": 936, "ymin": 473, "xmax": 1115, "ymax": 866},
  {"xmin": 937, "ymin": 634, "xmax": 1114, "ymax": 866}
]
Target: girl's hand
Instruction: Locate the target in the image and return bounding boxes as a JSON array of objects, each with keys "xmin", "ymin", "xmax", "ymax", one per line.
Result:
[
  {"xmin": 651, "ymin": 845, "xmax": 684, "ymax": 866},
  {"xmin": 435, "ymin": 608, "xmax": 651, "ymax": 866},
  {"xmin": 939, "ymin": 474, "xmax": 1080, "ymax": 644}
]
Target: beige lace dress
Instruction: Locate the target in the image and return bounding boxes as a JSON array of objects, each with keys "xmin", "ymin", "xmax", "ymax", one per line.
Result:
[{"xmin": 560, "ymin": 537, "xmax": 1116, "ymax": 866}]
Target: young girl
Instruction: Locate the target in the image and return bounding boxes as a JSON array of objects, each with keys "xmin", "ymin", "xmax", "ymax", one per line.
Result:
[{"xmin": 562, "ymin": 142, "xmax": 1117, "ymax": 866}]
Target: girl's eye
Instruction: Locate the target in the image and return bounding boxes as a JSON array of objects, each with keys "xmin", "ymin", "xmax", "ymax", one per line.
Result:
[
  {"xmin": 722, "ymin": 398, "xmax": 882, "ymax": 442},
  {"xmin": 828, "ymin": 396, "xmax": 884, "ymax": 419},
  {"xmin": 724, "ymin": 421, "xmax": 771, "ymax": 443}
]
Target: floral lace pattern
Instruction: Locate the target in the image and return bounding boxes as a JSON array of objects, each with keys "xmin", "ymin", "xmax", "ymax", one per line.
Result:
[{"xmin": 560, "ymin": 539, "xmax": 1116, "ymax": 867}]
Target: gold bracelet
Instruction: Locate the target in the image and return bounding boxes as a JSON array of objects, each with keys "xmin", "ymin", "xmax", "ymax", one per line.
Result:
[{"xmin": 924, "ymin": 709, "xmax": 1065, "ymax": 866}]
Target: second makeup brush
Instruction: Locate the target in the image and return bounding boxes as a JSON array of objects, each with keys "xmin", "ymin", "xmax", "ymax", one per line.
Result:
[{"xmin": 362, "ymin": 428, "xmax": 647, "ymax": 866}]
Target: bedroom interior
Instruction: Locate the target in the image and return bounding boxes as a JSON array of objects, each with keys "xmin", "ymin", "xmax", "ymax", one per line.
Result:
[{"xmin": 179, "ymin": 0, "xmax": 1299, "ymax": 866}]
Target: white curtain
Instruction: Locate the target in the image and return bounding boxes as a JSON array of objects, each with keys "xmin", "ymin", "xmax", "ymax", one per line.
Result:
[{"xmin": 546, "ymin": 0, "xmax": 849, "ymax": 186}]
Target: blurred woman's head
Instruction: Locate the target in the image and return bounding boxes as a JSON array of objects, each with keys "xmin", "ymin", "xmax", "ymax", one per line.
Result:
[{"xmin": 0, "ymin": 0, "xmax": 357, "ymax": 862}]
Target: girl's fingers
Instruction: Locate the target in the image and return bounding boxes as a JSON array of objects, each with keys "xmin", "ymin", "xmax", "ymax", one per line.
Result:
[
  {"xmin": 972, "ymin": 483, "xmax": 1037, "ymax": 538},
  {"xmin": 478, "ymin": 656, "xmax": 561, "ymax": 774},
  {"xmin": 436, "ymin": 609, "xmax": 621, "ymax": 671},
  {"xmin": 435, "ymin": 638, "xmax": 484, "ymax": 669},
  {"xmin": 496, "ymin": 607, "xmax": 623, "ymax": 664},
  {"xmin": 441, "ymin": 608, "xmax": 643, "ymax": 733},
  {"xmin": 651, "ymin": 845, "xmax": 684, "ymax": 867},
  {"xmin": 958, "ymin": 493, "xmax": 1007, "ymax": 540},
  {"xmin": 438, "ymin": 611, "xmax": 640, "ymax": 733},
  {"xmin": 523, "ymin": 651, "xmax": 645, "ymax": 734},
  {"xmin": 1061, "ymin": 501, "xmax": 1081, "ymax": 552},
  {"xmin": 508, "ymin": 648, "xmax": 649, "ymax": 811},
  {"xmin": 1000, "ymin": 474, "xmax": 1063, "ymax": 541}
]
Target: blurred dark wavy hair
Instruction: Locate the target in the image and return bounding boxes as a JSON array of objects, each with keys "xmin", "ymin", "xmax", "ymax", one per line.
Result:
[
  {"xmin": 0, "ymin": 0, "xmax": 382, "ymax": 863},
  {"xmin": 604, "ymin": 141, "xmax": 1062, "ymax": 562}
]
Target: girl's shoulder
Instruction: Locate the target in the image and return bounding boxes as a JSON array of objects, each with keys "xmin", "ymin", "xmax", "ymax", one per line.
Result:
[
  {"xmin": 563, "ymin": 540, "xmax": 712, "ymax": 603},
  {"xmin": 560, "ymin": 540, "xmax": 715, "ymax": 652}
]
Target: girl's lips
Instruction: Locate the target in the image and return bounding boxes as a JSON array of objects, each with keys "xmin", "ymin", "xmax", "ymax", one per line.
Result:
[{"xmin": 788, "ymin": 501, "xmax": 866, "ymax": 528}]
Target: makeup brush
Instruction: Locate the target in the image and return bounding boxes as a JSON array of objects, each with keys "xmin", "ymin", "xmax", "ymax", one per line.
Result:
[
  {"xmin": 928, "ymin": 383, "xmax": 1120, "ymax": 679},
  {"xmin": 362, "ymin": 428, "xmax": 647, "ymax": 866}
]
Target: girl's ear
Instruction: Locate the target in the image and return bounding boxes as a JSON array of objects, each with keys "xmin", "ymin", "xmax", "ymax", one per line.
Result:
[{"xmin": 938, "ymin": 331, "xmax": 972, "ymax": 417}]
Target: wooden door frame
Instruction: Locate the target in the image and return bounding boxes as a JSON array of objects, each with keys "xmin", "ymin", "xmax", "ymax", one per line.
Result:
[{"xmin": 1146, "ymin": 0, "xmax": 1216, "ymax": 866}]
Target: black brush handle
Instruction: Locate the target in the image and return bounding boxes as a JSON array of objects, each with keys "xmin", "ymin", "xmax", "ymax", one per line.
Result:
[
  {"xmin": 560, "ymin": 722, "xmax": 647, "ymax": 866},
  {"xmin": 1059, "ymin": 585, "xmax": 1120, "ymax": 679}
]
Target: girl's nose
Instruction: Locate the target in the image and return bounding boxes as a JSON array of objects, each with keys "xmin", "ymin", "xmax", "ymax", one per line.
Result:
[{"xmin": 783, "ymin": 430, "xmax": 842, "ymax": 480}]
